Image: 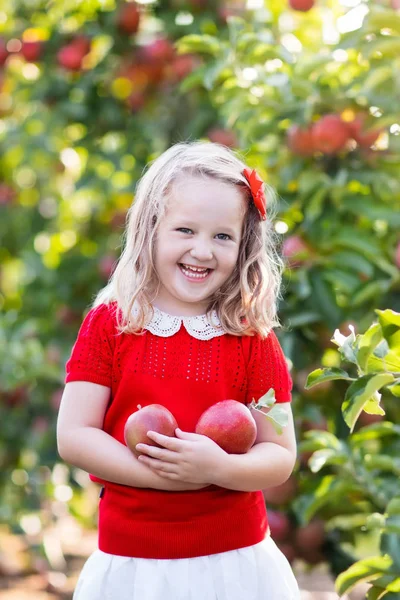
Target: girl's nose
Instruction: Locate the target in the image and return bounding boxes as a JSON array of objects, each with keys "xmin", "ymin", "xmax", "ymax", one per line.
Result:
[{"xmin": 190, "ymin": 240, "xmax": 213, "ymax": 262}]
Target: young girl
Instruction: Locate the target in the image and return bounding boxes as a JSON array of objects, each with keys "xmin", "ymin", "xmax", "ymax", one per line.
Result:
[{"xmin": 57, "ymin": 141, "xmax": 300, "ymax": 600}]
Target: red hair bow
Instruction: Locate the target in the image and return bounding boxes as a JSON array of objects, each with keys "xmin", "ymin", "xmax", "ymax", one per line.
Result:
[{"xmin": 242, "ymin": 168, "xmax": 267, "ymax": 220}]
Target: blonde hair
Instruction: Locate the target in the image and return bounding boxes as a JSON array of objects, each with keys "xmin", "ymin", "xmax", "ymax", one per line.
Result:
[{"xmin": 93, "ymin": 141, "xmax": 283, "ymax": 337}]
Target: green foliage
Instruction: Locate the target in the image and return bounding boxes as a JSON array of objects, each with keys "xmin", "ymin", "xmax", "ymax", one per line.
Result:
[{"xmin": 301, "ymin": 310, "xmax": 400, "ymax": 596}]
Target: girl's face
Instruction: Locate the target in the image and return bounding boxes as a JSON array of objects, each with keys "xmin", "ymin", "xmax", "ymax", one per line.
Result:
[{"xmin": 153, "ymin": 174, "xmax": 245, "ymax": 316}]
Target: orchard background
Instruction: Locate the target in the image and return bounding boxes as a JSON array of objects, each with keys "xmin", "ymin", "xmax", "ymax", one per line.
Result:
[{"xmin": 1, "ymin": 0, "xmax": 400, "ymax": 598}]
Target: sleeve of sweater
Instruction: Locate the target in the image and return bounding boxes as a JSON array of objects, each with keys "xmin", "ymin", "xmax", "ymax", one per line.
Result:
[
  {"xmin": 244, "ymin": 330, "xmax": 293, "ymax": 405},
  {"xmin": 65, "ymin": 303, "xmax": 117, "ymax": 388}
]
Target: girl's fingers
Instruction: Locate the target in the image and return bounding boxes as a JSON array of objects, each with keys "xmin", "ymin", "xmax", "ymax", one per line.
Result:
[
  {"xmin": 146, "ymin": 431, "xmax": 182, "ymax": 450},
  {"xmin": 138, "ymin": 455, "xmax": 178, "ymax": 474},
  {"xmin": 136, "ymin": 443, "xmax": 176, "ymax": 461}
]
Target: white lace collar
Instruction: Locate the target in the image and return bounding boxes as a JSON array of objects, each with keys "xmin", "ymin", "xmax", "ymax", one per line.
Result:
[{"xmin": 132, "ymin": 304, "xmax": 225, "ymax": 340}]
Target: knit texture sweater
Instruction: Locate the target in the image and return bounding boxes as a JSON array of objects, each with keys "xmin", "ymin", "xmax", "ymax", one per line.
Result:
[{"xmin": 65, "ymin": 302, "xmax": 293, "ymax": 559}]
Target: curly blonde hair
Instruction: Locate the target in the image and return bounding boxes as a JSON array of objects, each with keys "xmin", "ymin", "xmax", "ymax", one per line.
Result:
[{"xmin": 93, "ymin": 141, "xmax": 283, "ymax": 337}]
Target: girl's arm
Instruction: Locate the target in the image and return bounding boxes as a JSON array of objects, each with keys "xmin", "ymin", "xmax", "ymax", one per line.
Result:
[
  {"xmin": 135, "ymin": 403, "xmax": 296, "ymax": 493},
  {"xmin": 215, "ymin": 402, "xmax": 297, "ymax": 492},
  {"xmin": 56, "ymin": 381, "xmax": 208, "ymax": 492}
]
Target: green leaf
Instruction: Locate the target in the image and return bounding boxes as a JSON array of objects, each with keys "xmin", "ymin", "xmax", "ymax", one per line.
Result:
[
  {"xmin": 366, "ymin": 584, "xmax": 389, "ymax": 600},
  {"xmin": 263, "ymin": 404, "xmax": 289, "ymax": 434},
  {"xmin": 352, "ymin": 281, "xmax": 390, "ymax": 308},
  {"xmin": 362, "ymin": 66, "xmax": 394, "ymax": 93},
  {"xmin": 387, "ymin": 380, "xmax": 400, "ymax": 397},
  {"xmin": 362, "ymin": 396, "xmax": 386, "ymax": 416},
  {"xmin": 351, "ymin": 421, "xmax": 400, "ymax": 444},
  {"xmin": 387, "ymin": 498, "xmax": 400, "ymax": 516},
  {"xmin": 385, "ymin": 516, "xmax": 400, "ymax": 535},
  {"xmin": 176, "ymin": 34, "xmax": 221, "ymax": 56},
  {"xmin": 367, "ymin": 8, "xmax": 400, "ymax": 34},
  {"xmin": 342, "ymin": 374, "xmax": 395, "ymax": 431},
  {"xmin": 381, "ymin": 532, "xmax": 400, "ymax": 571},
  {"xmin": 336, "ymin": 555, "xmax": 393, "ymax": 595},
  {"xmin": 253, "ymin": 388, "xmax": 276, "ymax": 409},
  {"xmin": 333, "ymin": 228, "xmax": 383, "ymax": 259},
  {"xmin": 329, "ymin": 250, "xmax": 375, "ymax": 279},
  {"xmin": 294, "ymin": 54, "xmax": 332, "ymax": 78},
  {"xmin": 295, "ymin": 476, "xmax": 359, "ymax": 523},
  {"xmin": 357, "ymin": 323, "xmax": 384, "ymax": 372},
  {"xmin": 302, "ymin": 430, "xmax": 345, "ymax": 451},
  {"xmin": 306, "ymin": 367, "xmax": 354, "ymax": 389},
  {"xmin": 376, "ymin": 310, "xmax": 400, "ymax": 351},
  {"xmin": 308, "ymin": 448, "xmax": 348, "ymax": 473},
  {"xmin": 364, "ymin": 454, "xmax": 400, "ymax": 474},
  {"xmin": 363, "ymin": 39, "xmax": 400, "ymax": 59}
]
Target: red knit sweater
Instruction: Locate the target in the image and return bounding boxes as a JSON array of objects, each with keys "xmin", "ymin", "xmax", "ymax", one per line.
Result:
[{"xmin": 65, "ymin": 302, "xmax": 292, "ymax": 559}]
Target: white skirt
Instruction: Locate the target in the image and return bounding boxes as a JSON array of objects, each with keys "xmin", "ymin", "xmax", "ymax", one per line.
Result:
[{"xmin": 73, "ymin": 535, "xmax": 300, "ymax": 600}]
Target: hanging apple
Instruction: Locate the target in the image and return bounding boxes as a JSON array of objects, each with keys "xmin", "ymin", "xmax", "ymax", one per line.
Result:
[
  {"xmin": 20, "ymin": 41, "xmax": 43, "ymax": 62},
  {"xmin": 57, "ymin": 36, "xmax": 91, "ymax": 71},
  {"xmin": 267, "ymin": 509, "xmax": 291, "ymax": 542},
  {"xmin": 348, "ymin": 113, "xmax": 383, "ymax": 148},
  {"xmin": 207, "ymin": 127, "xmax": 238, "ymax": 148},
  {"xmin": 287, "ymin": 124, "xmax": 315, "ymax": 156},
  {"xmin": 312, "ymin": 114, "xmax": 350, "ymax": 154},
  {"xmin": 289, "ymin": 0, "xmax": 315, "ymax": 11},
  {"xmin": 117, "ymin": 2, "xmax": 141, "ymax": 35},
  {"xmin": 282, "ymin": 235, "xmax": 310, "ymax": 267},
  {"xmin": 0, "ymin": 38, "xmax": 8, "ymax": 66}
]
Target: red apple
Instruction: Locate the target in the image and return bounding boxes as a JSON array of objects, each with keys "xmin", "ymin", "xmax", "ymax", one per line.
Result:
[
  {"xmin": 277, "ymin": 541, "xmax": 297, "ymax": 563},
  {"xmin": 287, "ymin": 124, "xmax": 315, "ymax": 156},
  {"xmin": 3, "ymin": 385, "xmax": 29, "ymax": 407},
  {"xmin": 20, "ymin": 41, "xmax": 43, "ymax": 62},
  {"xmin": 117, "ymin": 3, "xmax": 141, "ymax": 35},
  {"xmin": 267, "ymin": 509, "xmax": 291, "ymax": 542},
  {"xmin": 0, "ymin": 183, "xmax": 16, "ymax": 205},
  {"xmin": 140, "ymin": 38, "xmax": 175, "ymax": 64},
  {"xmin": 57, "ymin": 44, "xmax": 86, "ymax": 71},
  {"xmin": 45, "ymin": 344, "xmax": 62, "ymax": 365},
  {"xmin": 218, "ymin": 1, "xmax": 246, "ymax": 22},
  {"xmin": 312, "ymin": 114, "xmax": 350, "ymax": 154},
  {"xmin": 289, "ymin": 0, "xmax": 315, "ymax": 10},
  {"xmin": 295, "ymin": 519, "xmax": 325, "ymax": 551},
  {"xmin": 195, "ymin": 400, "xmax": 257, "ymax": 454},
  {"xmin": 282, "ymin": 235, "xmax": 310, "ymax": 268},
  {"xmin": 348, "ymin": 113, "xmax": 383, "ymax": 148},
  {"xmin": 124, "ymin": 404, "xmax": 178, "ymax": 456},
  {"xmin": 0, "ymin": 39, "xmax": 8, "ymax": 66},
  {"xmin": 71, "ymin": 35, "xmax": 91, "ymax": 55},
  {"xmin": 56, "ymin": 305, "xmax": 81, "ymax": 325},
  {"xmin": 263, "ymin": 475, "xmax": 297, "ymax": 505},
  {"xmin": 207, "ymin": 128, "xmax": 238, "ymax": 148},
  {"xmin": 50, "ymin": 388, "xmax": 64, "ymax": 411},
  {"xmin": 166, "ymin": 55, "xmax": 197, "ymax": 82},
  {"xmin": 127, "ymin": 91, "xmax": 146, "ymax": 112},
  {"xmin": 110, "ymin": 210, "xmax": 128, "ymax": 230},
  {"xmin": 98, "ymin": 255, "xmax": 117, "ymax": 279}
]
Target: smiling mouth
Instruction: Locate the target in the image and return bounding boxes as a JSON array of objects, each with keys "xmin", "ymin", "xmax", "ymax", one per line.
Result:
[{"xmin": 179, "ymin": 264, "xmax": 212, "ymax": 279}]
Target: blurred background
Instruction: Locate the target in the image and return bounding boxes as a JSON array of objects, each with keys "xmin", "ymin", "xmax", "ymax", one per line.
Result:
[{"xmin": 1, "ymin": 0, "xmax": 400, "ymax": 598}]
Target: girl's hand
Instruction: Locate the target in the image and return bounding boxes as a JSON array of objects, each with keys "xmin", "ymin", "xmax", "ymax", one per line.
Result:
[{"xmin": 136, "ymin": 428, "xmax": 229, "ymax": 486}]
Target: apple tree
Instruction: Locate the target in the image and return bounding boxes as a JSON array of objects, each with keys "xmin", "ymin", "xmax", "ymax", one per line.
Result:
[{"xmin": 175, "ymin": 0, "xmax": 400, "ymax": 584}]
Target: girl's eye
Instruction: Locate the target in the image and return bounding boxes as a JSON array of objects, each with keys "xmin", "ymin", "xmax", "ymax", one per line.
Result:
[
  {"xmin": 177, "ymin": 228, "xmax": 193, "ymax": 234},
  {"xmin": 215, "ymin": 233, "xmax": 231, "ymax": 241}
]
